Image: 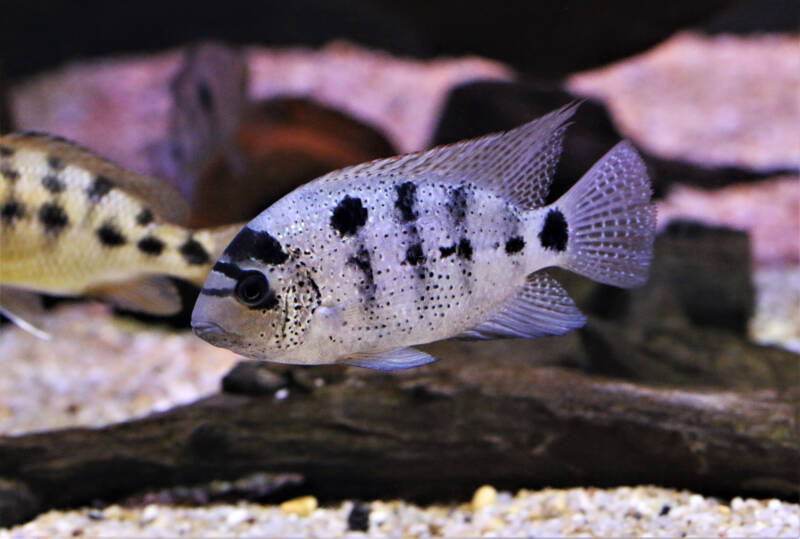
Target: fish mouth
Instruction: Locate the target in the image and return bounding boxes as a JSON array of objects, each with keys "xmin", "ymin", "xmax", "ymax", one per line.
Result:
[{"xmin": 191, "ymin": 320, "xmax": 227, "ymax": 338}]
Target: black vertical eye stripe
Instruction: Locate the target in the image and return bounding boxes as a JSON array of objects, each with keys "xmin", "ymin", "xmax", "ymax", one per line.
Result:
[
  {"xmin": 223, "ymin": 227, "xmax": 289, "ymax": 265},
  {"xmin": 212, "ymin": 261, "xmax": 247, "ymax": 281}
]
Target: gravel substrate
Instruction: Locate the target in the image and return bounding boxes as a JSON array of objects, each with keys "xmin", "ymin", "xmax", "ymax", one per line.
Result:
[{"xmin": 2, "ymin": 486, "xmax": 797, "ymax": 537}]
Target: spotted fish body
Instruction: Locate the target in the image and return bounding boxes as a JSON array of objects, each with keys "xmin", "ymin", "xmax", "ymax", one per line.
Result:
[
  {"xmin": 0, "ymin": 133, "xmax": 239, "ymax": 338},
  {"xmin": 192, "ymin": 104, "xmax": 656, "ymax": 370}
]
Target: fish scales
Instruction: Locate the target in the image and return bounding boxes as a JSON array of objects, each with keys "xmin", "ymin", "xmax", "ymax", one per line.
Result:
[
  {"xmin": 192, "ymin": 104, "xmax": 656, "ymax": 370},
  {"xmin": 0, "ymin": 134, "xmax": 241, "ymax": 338}
]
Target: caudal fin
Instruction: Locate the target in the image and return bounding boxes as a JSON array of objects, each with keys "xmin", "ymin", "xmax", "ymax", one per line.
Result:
[{"xmin": 557, "ymin": 141, "xmax": 656, "ymax": 288}]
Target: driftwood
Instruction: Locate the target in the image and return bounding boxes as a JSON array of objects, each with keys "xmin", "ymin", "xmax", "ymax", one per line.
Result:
[{"xmin": 0, "ymin": 358, "xmax": 797, "ymax": 526}]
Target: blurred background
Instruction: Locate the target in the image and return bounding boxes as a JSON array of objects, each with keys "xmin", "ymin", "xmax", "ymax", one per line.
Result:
[{"xmin": 0, "ymin": 0, "xmax": 798, "ymax": 535}]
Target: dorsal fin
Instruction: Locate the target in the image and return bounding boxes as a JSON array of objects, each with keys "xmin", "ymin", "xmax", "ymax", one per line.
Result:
[
  {"xmin": 309, "ymin": 102, "xmax": 579, "ymax": 209},
  {"xmin": 1, "ymin": 132, "xmax": 190, "ymax": 224}
]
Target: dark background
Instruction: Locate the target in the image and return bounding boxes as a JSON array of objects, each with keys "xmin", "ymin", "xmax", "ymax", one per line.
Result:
[{"xmin": 1, "ymin": 0, "xmax": 796, "ymax": 83}]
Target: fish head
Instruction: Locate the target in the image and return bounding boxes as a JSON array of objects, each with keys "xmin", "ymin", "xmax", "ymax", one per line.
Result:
[{"xmin": 191, "ymin": 225, "xmax": 320, "ymax": 362}]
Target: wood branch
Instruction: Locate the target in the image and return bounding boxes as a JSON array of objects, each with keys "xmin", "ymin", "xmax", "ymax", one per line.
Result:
[{"xmin": 1, "ymin": 359, "xmax": 797, "ymax": 526}]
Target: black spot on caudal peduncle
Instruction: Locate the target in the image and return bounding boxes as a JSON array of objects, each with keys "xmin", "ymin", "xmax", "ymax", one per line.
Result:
[
  {"xmin": 347, "ymin": 246, "xmax": 375, "ymax": 297},
  {"xmin": 394, "ymin": 181, "xmax": 418, "ymax": 222},
  {"xmin": 41, "ymin": 175, "xmax": 65, "ymax": 194},
  {"xmin": 38, "ymin": 202, "xmax": 68, "ymax": 234},
  {"xmin": 0, "ymin": 145, "xmax": 13, "ymax": 157},
  {"xmin": 331, "ymin": 195, "xmax": 368, "ymax": 236},
  {"xmin": 457, "ymin": 237, "xmax": 473, "ymax": 261},
  {"xmin": 505, "ymin": 235, "xmax": 526, "ymax": 254},
  {"xmin": 87, "ymin": 175, "xmax": 114, "ymax": 202},
  {"xmin": 137, "ymin": 236, "xmax": 165, "ymax": 255},
  {"xmin": 136, "ymin": 208, "xmax": 154, "ymax": 226},
  {"xmin": 1, "ymin": 200, "xmax": 25, "ymax": 223},
  {"xmin": 180, "ymin": 237, "xmax": 211, "ymax": 265},
  {"xmin": 97, "ymin": 222, "xmax": 126, "ymax": 247},
  {"xmin": 197, "ymin": 81, "xmax": 214, "ymax": 113},
  {"xmin": 404, "ymin": 243, "xmax": 426, "ymax": 266},
  {"xmin": 1, "ymin": 167, "xmax": 20, "ymax": 181},
  {"xmin": 539, "ymin": 208, "xmax": 568, "ymax": 252},
  {"xmin": 439, "ymin": 244, "xmax": 456, "ymax": 258},
  {"xmin": 223, "ymin": 227, "xmax": 289, "ymax": 265},
  {"xmin": 47, "ymin": 155, "xmax": 65, "ymax": 170},
  {"xmin": 447, "ymin": 185, "xmax": 469, "ymax": 225}
]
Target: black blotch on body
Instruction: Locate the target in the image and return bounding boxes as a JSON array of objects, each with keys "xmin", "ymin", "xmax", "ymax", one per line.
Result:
[
  {"xmin": 447, "ymin": 185, "xmax": 468, "ymax": 225},
  {"xmin": 505, "ymin": 235, "xmax": 526, "ymax": 254},
  {"xmin": 457, "ymin": 237, "xmax": 473, "ymax": 261},
  {"xmin": 97, "ymin": 222, "xmax": 126, "ymax": 247},
  {"xmin": 404, "ymin": 242, "xmax": 426, "ymax": 266},
  {"xmin": 331, "ymin": 196, "xmax": 368, "ymax": 236},
  {"xmin": 0, "ymin": 145, "xmax": 14, "ymax": 157},
  {"xmin": 394, "ymin": 181, "xmax": 418, "ymax": 222},
  {"xmin": 136, "ymin": 208, "xmax": 154, "ymax": 226},
  {"xmin": 41, "ymin": 174, "xmax": 65, "ymax": 194},
  {"xmin": 1, "ymin": 200, "xmax": 25, "ymax": 223},
  {"xmin": 47, "ymin": 155, "xmax": 64, "ymax": 170},
  {"xmin": 38, "ymin": 202, "xmax": 68, "ymax": 234},
  {"xmin": 180, "ymin": 237, "xmax": 211, "ymax": 265},
  {"xmin": 87, "ymin": 175, "xmax": 114, "ymax": 201},
  {"xmin": 1, "ymin": 167, "xmax": 20, "ymax": 181},
  {"xmin": 439, "ymin": 244, "xmax": 456, "ymax": 258},
  {"xmin": 539, "ymin": 208, "xmax": 568, "ymax": 252},
  {"xmin": 223, "ymin": 227, "xmax": 289, "ymax": 265},
  {"xmin": 197, "ymin": 81, "xmax": 214, "ymax": 113},
  {"xmin": 138, "ymin": 236, "xmax": 165, "ymax": 256},
  {"xmin": 347, "ymin": 246, "xmax": 375, "ymax": 296}
]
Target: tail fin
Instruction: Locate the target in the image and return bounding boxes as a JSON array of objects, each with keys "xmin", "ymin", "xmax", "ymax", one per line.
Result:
[{"xmin": 557, "ymin": 141, "xmax": 655, "ymax": 288}]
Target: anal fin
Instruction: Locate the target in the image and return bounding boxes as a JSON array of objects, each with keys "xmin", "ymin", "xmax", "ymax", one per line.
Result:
[
  {"xmin": 344, "ymin": 347, "xmax": 438, "ymax": 371},
  {"xmin": 0, "ymin": 286, "xmax": 51, "ymax": 340},
  {"xmin": 88, "ymin": 275, "xmax": 182, "ymax": 316},
  {"xmin": 456, "ymin": 270, "xmax": 586, "ymax": 340}
]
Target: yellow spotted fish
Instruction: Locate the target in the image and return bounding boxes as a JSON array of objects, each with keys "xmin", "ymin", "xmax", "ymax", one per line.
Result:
[{"xmin": 0, "ymin": 133, "xmax": 241, "ymax": 338}]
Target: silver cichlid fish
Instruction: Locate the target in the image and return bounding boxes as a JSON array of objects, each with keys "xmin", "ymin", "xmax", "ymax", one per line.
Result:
[
  {"xmin": 0, "ymin": 132, "xmax": 240, "ymax": 339},
  {"xmin": 148, "ymin": 42, "xmax": 249, "ymax": 203},
  {"xmin": 191, "ymin": 104, "xmax": 656, "ymax": 370}
]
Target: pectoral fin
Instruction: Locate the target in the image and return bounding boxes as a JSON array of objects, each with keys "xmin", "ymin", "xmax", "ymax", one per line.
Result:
[
  {"xmin": 0, "ymin": 286, "xmax": 51, "ymax": 340},
  {"xmin": 344, "ymin": 347, "xmax": 438, "ymax": 371},
  {"xmin": 89, "ymin": 276, "xmax": 182, "ymax": 316}
]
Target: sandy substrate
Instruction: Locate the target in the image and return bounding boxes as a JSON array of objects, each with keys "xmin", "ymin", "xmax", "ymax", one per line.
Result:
[{"xmin": 2, "ymin": 486, "xmax": 797, "ymax": 537}]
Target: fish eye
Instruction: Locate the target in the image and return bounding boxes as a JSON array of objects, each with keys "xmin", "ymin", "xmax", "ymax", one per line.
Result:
[{"xmin": 235, "ymin": 271, "xmax": 269, "ymax": 307}]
